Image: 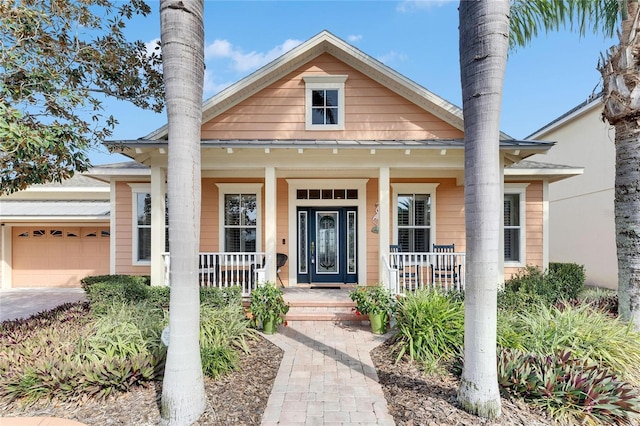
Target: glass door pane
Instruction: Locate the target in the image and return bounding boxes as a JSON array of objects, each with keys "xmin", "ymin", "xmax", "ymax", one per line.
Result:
[{"xmin": 316, "ymin": 212, "xmax": 338, "ymax": 274}]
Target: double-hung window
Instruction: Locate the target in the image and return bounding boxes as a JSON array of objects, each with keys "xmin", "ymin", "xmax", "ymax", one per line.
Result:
[
  {"xmin": 130, "ymin": 184, "xmax": 169, "ymax": 264},
  {"xmin": 392, "ymin": 183, "xmax": 439, "ymax": 252},
  {"xmin": 303, "ymin": 75, "xmax": 347, "ymax": 131},
  {"xmin": 504, "ymin": 184, "xmax": 528, "ymax": 264},
  {"xmin": 217, "ymin": 183, "xmax": 263, "ymax": 252}
]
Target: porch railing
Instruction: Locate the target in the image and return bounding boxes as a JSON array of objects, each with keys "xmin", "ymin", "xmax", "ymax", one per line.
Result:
[
  {"xmin": 162, "ymin": 252, "xmax": 266, "ymax": 297},
  {"xmin": 385, "ymin": 251, "xmax": 466, "ymax": 295}
]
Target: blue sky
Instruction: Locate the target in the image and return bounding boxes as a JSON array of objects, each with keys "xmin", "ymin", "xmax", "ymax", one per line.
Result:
[{"xmin": 91, "ymin": 0, "xmax": 615, "ymax": 164}]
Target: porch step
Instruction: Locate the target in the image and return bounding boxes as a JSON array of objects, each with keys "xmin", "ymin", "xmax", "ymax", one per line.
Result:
[{"xmin": 282, "ymin": 287, "xmax": 367, "ymax": 324}]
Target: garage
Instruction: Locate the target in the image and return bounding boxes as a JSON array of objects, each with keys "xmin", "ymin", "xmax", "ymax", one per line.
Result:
[{"xmin": 12, "ymin": 226, "xmax": 110, "ymax": 288}]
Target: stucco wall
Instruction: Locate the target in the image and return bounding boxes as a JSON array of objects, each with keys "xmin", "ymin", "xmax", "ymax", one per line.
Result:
[{"xmin": 530, "ymin": 102, "xmax": 617, "ymax": 288}]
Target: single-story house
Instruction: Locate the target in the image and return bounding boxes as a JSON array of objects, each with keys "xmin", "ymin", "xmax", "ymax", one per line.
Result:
[
  {"xmin": 528, "ymin": 95, "xmax": 617, "ymax": 289},
  {"xmin": 1, "ymin": 30, "xmax": 582, "ymax": 293}
]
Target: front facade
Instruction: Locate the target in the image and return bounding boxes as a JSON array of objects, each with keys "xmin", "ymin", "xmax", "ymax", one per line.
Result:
[
  {"xmin": 1, "ymin": 31, "xmax": 580, "ymax": 291},
  {"xmin": 529, "ymin": 96, "xmax": 617, "ymax": 289},
  {"xmin": 97, "ymin": 31, "xmax": 578, "ymax": 294}
]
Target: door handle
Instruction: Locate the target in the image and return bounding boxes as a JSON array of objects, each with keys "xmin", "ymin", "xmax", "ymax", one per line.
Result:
[{"xmin": 310, "ymin": 241, "xmax": 315, "ymax": 264}]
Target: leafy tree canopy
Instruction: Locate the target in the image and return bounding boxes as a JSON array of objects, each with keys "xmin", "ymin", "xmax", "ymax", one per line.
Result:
[{"xmin": 0, "ymin": 0, "xmax": 163, "ymax": 194}]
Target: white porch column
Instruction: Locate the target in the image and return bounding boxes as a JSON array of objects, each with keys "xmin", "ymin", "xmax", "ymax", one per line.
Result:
[
  {"xmin": 151, "ymin": 166, "xmax": 167, "ymax": 286},
  {"xmin": 379, "ymin": 167, "xmax": 390, "ymax": 283},
  {"xmin": 542, "ymin": 180, "xmax": 549, "ymax": 270},
  {"xmin": 264, "ymin": 167, "xmax": 277, "ymax": 283},
  {"xmin": 498, "ymin": 158, "xmax": 505, "ymax": 288}
]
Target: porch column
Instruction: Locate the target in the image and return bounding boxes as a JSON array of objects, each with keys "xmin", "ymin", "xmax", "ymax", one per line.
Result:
[
  {"xmin": 151, "ymin": 165, "xmax": 167, "ymax": 286},
  {"xmin": 498, "ymin": 158, "xmax": 505, "ymax": 288},
  {"xmin": 378, "ymin": 167, "xmax": 390, "ymax": 283},
  {"xmin": 264, "ymin": 167, "xmax": 277, "ymax": 283}
]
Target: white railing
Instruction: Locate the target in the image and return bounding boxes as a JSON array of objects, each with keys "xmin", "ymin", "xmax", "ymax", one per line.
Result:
[
  {"xmin": 162, "ymin": 252, "xmax": 266, "ymax": 297},
  {"xmin": 387, "ymin": 251, "xmax": 466, "ymax": 295}
]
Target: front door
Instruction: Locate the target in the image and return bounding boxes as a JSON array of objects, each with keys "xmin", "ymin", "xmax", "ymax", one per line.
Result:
[{"xmin": 297, "ymin": 207, "xmax": 357, "ymax": 284}]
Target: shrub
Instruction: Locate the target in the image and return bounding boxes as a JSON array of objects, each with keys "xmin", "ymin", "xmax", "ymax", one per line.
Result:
[
  {"xmin": 549, "ymin": 262, "xmax": 585, "ymax": 300},
  {"xmin": 391, "ymin": 288, "xmax": 464, "ymax": 371},
  {"xmin": 199, "ymin": 304, "xmax": 256, "ymax": 378},
  {"xmin": 498, "ymin": 302, "xmax": 640, "ymax": 386},
  {"xmin": 80, "ymin": 274, "xmax": 150, "ymax": 291},
  {"xmin": 0, "ymin": 302, "xmax": 163, "ymax": 405},
  {"xmin": 498, "ymin": 348, "xmax": 640, "ymax": 424},
  {"xmin": 249, "ymin": 282, "xmax": 289, "ymax": 330},
  {"xmin": 200, "ymin": 285, "xmax": 242, "ymax": 308},
  {"xmin": 84, "ymin": 281, "xmax": 150, "ymax": 315},
  {"xmin": 349, "ymin": 283, "xmax": 396, "ymax": 316},
  {"xmin": 499, "ymin": 264, "xmax": 583, "ymax": 312}
]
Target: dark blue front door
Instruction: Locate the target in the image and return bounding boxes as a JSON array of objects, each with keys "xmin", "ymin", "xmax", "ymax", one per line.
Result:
[{"xmin": 297, "ymin": 207, "xmax": 357, "ymax": 284}]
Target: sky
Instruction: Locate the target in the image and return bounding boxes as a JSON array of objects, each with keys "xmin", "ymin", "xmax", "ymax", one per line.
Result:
[{"xmin": 90, "ymin": 0, "xmax": 616, "ymax": 165}]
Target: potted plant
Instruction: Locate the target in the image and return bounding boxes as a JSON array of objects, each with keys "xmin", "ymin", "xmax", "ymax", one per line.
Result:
[
  {"xmin": 349, "ymin": 283, "xmax": 396, "ymax": 334},
  {"xmin": 249, "ymin": 281, "xmax": 290, "ymax": 334}
]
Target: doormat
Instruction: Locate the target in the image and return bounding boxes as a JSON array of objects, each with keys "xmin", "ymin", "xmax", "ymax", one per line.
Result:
[{"xmin": 310, "ymin": 286, "xmax": 342, "ymax": 290}]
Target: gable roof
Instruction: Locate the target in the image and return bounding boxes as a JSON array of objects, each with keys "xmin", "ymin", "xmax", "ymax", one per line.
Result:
[{"xmin": 142, "ymin": 30, "xmax": 510, "ymax": 141}]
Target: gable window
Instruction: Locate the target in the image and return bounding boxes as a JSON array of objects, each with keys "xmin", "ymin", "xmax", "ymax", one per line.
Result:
[
  {"xmin": 303, "ymin": 75, "xmax": 347, "ymax": 130},
  {"xmin": 504, "ymin": 184, "xmax": 528, "ymax": 265},
  {"xmin": 392, "ymin": 183, "xmax": 439, "ymax": 252},
  {"xmin": 130, "ymin": 184, "xmax": 168, "ymax": 264},
  {"xmin": 217, "ymin": 183, "xmax": 263, "ymax": 252}
]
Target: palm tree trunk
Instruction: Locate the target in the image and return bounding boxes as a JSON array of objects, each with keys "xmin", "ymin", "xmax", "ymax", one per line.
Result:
[
  {"xmin": 600, "ymin": 0, "xmax": 640, "ymax": 329},
  {"xmin": 456, "ymin": 0, "xmax": 509, "ymax": 418},
  {"xmin": 159, "ymin": 0, "xmax": 206, "ymax": 424}
]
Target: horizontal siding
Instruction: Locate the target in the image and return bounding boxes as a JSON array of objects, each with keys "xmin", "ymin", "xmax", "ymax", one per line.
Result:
[
  {"xmin": 201, "ymin": 53, "xmax": 463, "ymax": 141},
  {"xmin": 366, "ymin": 178, "xmax": 380, "ymax": 285}
]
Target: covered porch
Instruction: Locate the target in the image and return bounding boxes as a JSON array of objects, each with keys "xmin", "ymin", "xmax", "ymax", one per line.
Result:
[{"xmin": 161, "ymin": 249, "xmax": 466, "ymax": 297}]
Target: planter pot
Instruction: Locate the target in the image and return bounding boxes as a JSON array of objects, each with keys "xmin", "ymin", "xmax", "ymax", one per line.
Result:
[
  {"xmin": 368, "ymin": 312, "xmax": 388, "ymax": 334},
  {"xmin": 262, "ymin": 317, "xmax": 277, "ymax": 334}
]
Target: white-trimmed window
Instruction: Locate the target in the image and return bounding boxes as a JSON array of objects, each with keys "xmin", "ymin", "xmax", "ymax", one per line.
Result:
[
  {"xmin": 391, "ymin": 183, "xmax": 439, "ymax": 252},
  {"xmin": 129, "ymin": 184, "xmax": 168, "ymax": 264},
  {"xmin": 217, "ymin": 183, "xmax": 263, "ymax": 252},
  {"xmin": 303, "ymin": 75, "xmax": 347, "ymax": 131},
  {"xmin": 504, "ymin": 183, "xmax": 528, "ymax": 265}
]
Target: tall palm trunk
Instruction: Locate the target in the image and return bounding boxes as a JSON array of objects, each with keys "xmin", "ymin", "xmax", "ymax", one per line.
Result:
[
  {"xmin": 457, "ymin": 0, "xmax": 509, "ymax": 418},
  {"xmin": 159, "ymin": 0, "xmax": 206, "ymax": 424},
  {"xmin": 600, "ymin": 0, "xmax": 640, "ymax": 329}
]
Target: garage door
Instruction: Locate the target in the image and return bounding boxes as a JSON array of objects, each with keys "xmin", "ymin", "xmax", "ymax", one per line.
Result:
[{"xmin": 12, "ymin": 226, "xmax": 110, "ymax": 288}]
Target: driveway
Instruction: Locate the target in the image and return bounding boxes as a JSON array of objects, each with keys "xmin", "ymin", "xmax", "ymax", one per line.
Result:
[{"xmin": 0, "ymin": 288, "xmax": 86, "ymax": 322}]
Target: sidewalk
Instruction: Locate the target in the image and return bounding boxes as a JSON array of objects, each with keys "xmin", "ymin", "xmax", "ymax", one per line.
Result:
[{"xmin": 261, "ymin": 321, "xmax": 395, "ymax": 425}]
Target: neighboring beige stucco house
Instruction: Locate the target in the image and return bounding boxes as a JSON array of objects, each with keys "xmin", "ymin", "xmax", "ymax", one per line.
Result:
[
  {"xmin": 0, "ymin": 31, "xmax": 583, "ymax": 291},
  {"xmin": 528, "ymin": 96, "xmax": 617, "ymax": 289}
]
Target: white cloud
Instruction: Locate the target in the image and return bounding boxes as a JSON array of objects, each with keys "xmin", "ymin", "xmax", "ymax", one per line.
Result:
[
  {"xmin": 205, "ymin": 38, "xmax": 303, "ymax": 73},
  {"xmin": 377, "ymin": 51, "xmax": 408, "ymax": 65},
  {"xmin": 348, "ymin": 34, "xmax": 363, "ymax": 43},
  {"xmin": 144, "ymin": 38, "xmax": 161, "ymax": 57},
  {"xmin": 396, "ymin": 0, "xmax": 452, "ymax": 13}
]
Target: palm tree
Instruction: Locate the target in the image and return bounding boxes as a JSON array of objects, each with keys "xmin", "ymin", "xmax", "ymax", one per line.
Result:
[
  {"xmin": 598, "ymin": 1, "xmax": 640, "ymax": 329},
  {"xmin": 509, "ymin": 1, "xmax": 640, "ymax": 327},
  {"xmin": 159, "ymin": 0, "xmax": 207, "ymax": 424},
  {"xmin": 456, "ymin": 0, "xmax": 510, "ymax": 419}
]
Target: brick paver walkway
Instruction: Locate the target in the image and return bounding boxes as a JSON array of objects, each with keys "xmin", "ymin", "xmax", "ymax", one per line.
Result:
[{"xmin": 261, "ymin": 321, "xmax": 395, "ymax": 426}]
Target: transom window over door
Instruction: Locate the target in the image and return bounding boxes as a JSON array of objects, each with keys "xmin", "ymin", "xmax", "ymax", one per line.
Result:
[
  {"xmin": 392, "ymin": 183, "xmax": 439, "ymax": 253},
  {"xmin": 303, "ymin": 75, "xmax": 347, "ymax": 131}
]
